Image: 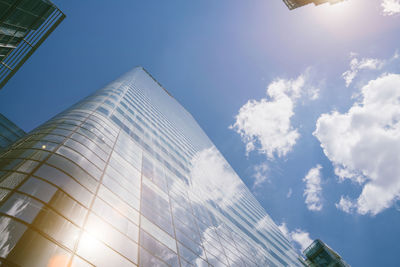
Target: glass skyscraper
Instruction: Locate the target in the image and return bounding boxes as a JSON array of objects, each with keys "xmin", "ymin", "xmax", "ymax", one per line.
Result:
[
  {"xmin": 0, "ymin": 67, "xmax": 303, "ymax": 267},
  {"xmin": 303, "ymin": 239, "xmax": 349, "ymax": 267},
  {"xmin": 0, "ymin": 0, "xmax": 65, "ymax": 89}
]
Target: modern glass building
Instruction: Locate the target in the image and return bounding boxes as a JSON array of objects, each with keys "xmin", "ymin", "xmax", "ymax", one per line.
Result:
[
  {"xmin": 303, "ymin": 239, "xmax": 349, "ymax": 267},
  {"xmin": 282, "ymin": 0, "xmax": 343, "ymax": 10},
  {"xmin": 0, "ymin": 67, "xmax": 304, "ymax": 266},
  {"xmin": 0, "ymin": 113, "xmax": 25, "ymax": 151},
  {"xmin": 0, "ymin": 0, "xmax": 65, "ymax": 89}
]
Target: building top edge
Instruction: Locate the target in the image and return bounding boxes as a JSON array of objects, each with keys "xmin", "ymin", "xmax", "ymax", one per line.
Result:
[{"xmin": 139, "ymin": 67, "xmax": 175, "ymax": 99}]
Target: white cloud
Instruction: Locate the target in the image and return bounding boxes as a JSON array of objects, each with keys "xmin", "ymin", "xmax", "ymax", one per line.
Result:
[
  {"xmin": 189, "ymin": 146, "xmax": 242, "ymax": 208},
  {"xmin": 314, "ymin": 73, "xmax": 400, "ymax": 215},
  {"xmin": 277, "ymin": 222, "xmax": 290, "ymax": 238},
  {"xmin": 278, "ymin": 223, "xmax": 313, "ymax": 253},
  {"xmin": 287, "ymin": 188, "xmax": 293, "ymax": 198},
  {"xmin": 303, "ymin": 165, "xmax": 323, "ymax": 211},
  {"xmin": 335, "ymin": 196, "xmax": 357, "ymax": 213},
  {"xmin": 382, "ymin": 0, "xmax": 400, "ymax": 15},
  {"xmin": 255, "ymin": 215, "xmax": 275, "ymax": 233},
  {"xmin": 291, "ymin": 230, "xmax": 313, "ymax": 253},
  {"xmin": 252, "ymin": 163, "xmax": 269, "ymax": 188},
  {"xmin": 342, "ymin": 55, "xmax": 385, "ymax": 87},
  {"xmin": 230, "ymin": 75, "xmax": 305, "ymax": 159}
]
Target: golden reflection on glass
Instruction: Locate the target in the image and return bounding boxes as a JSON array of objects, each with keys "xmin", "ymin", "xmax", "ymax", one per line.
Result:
[{"xmin": 47, "ymin": 254, "xmax": 69, "ymax": 267}]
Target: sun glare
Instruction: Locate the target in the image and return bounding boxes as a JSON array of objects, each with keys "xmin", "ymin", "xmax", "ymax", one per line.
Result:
[
  {"xmin": 47, "ymin": 254, "xmax": 69, "ymax": 267},
  {"xmin": 309, "ymin": 0, "xmax": 371, "ymax": 39},
  {"xmin": 316, "ymin": 1, "xmax": 354, "ymax": 21}
]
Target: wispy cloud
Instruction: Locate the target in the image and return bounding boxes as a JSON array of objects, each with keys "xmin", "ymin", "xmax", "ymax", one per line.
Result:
[
  {"xmin": 287, "ymin": 188, "xmax": 293, "ymax": 198},
  {"xmin": 307, "ymin": 86, "xmax": 320, "ymax": 101},
  {"xmin": 252, "ymin": 163, "xmax": 269, "ymax": 189},
  {"xmin": 342, "ymin": 55, "xmax": 384, "ymax": 87},
  {"xmin": 342, "ymin": 51, "xmax": 399, "ymax": 87},
  {"xmin": 303, "ymin": 165, "xmax": 323, "ymax": 211},
  {"xmin": 382, "ymin": 0, "xmax": 400, "ymax": 15},
  {"xmin": 314, "ymin": 73, "xmax": 400, "ymax": 215},
  {"xmin": 278, "ymin": 223, "xmax": 313, "ymax": 253}
]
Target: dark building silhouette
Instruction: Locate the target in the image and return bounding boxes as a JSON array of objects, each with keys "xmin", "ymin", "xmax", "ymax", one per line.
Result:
[
  {"xmin": 0, "ymin": 0, "xmax": 65, "ymax": 89},
  {"xmin": 0, "ymin": 113, "xmax": 25, "ymax": 150},
  {"xmin": 283, "ymin": 0, "xmax": 344, "ymax": 10}
]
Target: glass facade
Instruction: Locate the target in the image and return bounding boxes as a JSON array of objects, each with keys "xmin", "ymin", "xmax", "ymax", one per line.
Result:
[
  {"xmin": 282, "ymin": 0, "xmax": 343, "ymax": 10},
  {"xmin": 0, "ymin": 113, "xmax": 25, "ymax": 150},
  {"xmin": 0, "ymin": 67, "xmax": 303, "ymax": 266},
  {"xmin": 303, "ymin": 240, "xmax": 349, "ymax": 267},
  {"xmin": 0, "ymin": 0, "xmax": 65, "ymax": 89}
]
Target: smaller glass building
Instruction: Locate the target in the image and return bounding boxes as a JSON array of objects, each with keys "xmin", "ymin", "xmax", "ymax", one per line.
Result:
[
  {"xmin": 0, "ymin": 0, "xmax": 65, "ymax": 89},
  {"xmin": 0, "ymin": 113, "xmax": 25, "ymax": 151},
  {"xmin": 282, "ymin": 0, "xmax": 343, "ymax": 10},
  {"xmin": 303, "ymin": 239, "xmax": 350, "ymax": 267}
]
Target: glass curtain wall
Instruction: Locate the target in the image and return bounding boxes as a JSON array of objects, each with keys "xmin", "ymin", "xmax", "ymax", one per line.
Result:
[
  {"xmin": 0, "ymin": 113, "xmax": 25, "ymax": 150},
  {"xmin": 0, "ymin": 67, "xmax": 303, "ymax": 267}
]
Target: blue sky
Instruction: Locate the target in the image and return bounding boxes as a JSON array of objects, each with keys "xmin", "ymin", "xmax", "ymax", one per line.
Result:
[{"xmin": 1, "ymin": 0, "xmax": 400, "ymax": 266}]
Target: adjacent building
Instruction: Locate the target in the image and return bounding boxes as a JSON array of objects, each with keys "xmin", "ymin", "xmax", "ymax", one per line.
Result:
[
  {"xmin": 0, "ymin": 67, "xmax": 304, "ymax": 266},
  {"xmin": 0, "ymin": 0, "xmax": 65, "ymax": 89},
  {"xmin": 0, "ymin": 113, "xmax": 25, "ymax": 150},
  {"xmin": 303, "ymin": 239, "xmax": 350, "ymax": 267},
  {"xmin": 282, "ymin": 0, "xmax": 344, "ymax": 10}
]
